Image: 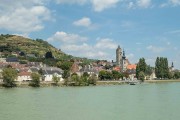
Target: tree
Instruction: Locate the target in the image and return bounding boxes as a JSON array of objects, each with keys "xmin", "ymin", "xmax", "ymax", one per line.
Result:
[
  {"xmin": 62, "ymin": 70, "xmax": 70, "ymax": 79},
  {"xmin": 83, "ymin": 72, "xmax": 89, "ymax": 77},
  {"xmin": 2, "ymin": 67, "xmax": 17, "ymax": 87},
  {"xmin": 45, "ymin": 51, "xmax": 53, "ymax": 59},
  {"xmin": 29, "ymin": 73, "xmax": 40, "ymax": 87},
  {"xmin": 155, "ymin": 57, "xmax": 169, "ymax": 79},
  {"xmin": 57, "ymin": 61, "xmax": 73, "ymax": 71},
  {"xmin": 174, "ymin": 71, "xmax": 180, "ymax": 79},
  {"xmin": 139, "ymin": 71, "xmax": 145, "ymax": 81},
  {"xmin": 136, "ymin": 58, "xmax": 147, "ymax": 80},
  {"xmin": 52, "ymin": 75, "xmax": 60, "ymax": 86},
  {"xmin": 98, "ymin": 70, "xmax": 112, "ymax": 80},
  {"xmin": 88, "ymin": 74, "xmax": 97, "ymax": 85},
  {"xmin": 112, "ymin": 70, "xmax": 122, "ymax": 80}
]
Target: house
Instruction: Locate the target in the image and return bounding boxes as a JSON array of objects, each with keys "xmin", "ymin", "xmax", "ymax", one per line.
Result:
[
  {"xmin": 16, "ymin": 71, "xmax": 32, "ymax": 82},
  {"xmin": 42, "ymin": 67, "xmax": 64, "ymax": 82},
  {"xmin": 6, "ymin": 57, "xmax": 19, "ymax": 63},
  {"xmin": 79, "ymin": 66, "xmax": 99, "ymax": 77},
  {"xmin": 126, "ymin": 69, "xmax": 136, "ymax": 80}
]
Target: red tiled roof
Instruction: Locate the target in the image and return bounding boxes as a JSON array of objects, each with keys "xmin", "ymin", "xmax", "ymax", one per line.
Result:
[
  {"xmin": 18, "ymin": 72, "xmax": 31, "ymax": 76},
  {"xmin": 127, "ymin": 64, "xmax": 136, "ymax": 70},
  {"xmin": 113, "ymin": 66, "xmax": 121, "ymax": 71}
]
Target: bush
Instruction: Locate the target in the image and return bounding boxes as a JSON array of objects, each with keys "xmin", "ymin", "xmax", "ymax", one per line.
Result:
[
  {"xmin": 2, "ymin": 67, "xmax": 17, "ymax": 87},
  {"xmin": 29, "ymin": 73, "xmax": 40, "ymax": 87}
]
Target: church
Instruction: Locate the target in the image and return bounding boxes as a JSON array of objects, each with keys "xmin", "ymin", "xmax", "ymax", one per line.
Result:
[{"xmin": 116, "ymin": 45, "xmax": 130, "ymax": 72}]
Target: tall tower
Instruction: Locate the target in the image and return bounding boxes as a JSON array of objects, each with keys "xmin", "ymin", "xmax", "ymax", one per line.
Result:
[
  {"xmin": 116, "ymin": 45, "xmax": 122, "ymax": 67},
  {"xmin": 122, "ymin": 50, "xmax": 126, "ymax": 72}
]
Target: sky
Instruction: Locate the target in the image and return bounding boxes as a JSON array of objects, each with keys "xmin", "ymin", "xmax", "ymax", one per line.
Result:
[{"xmin": 0, "ymin": 0, "xmax": 180, "ymax": 69}]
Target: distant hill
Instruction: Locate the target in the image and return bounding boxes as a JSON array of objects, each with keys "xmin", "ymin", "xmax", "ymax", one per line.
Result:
[
  {"xmin": 0, "ymin": 34, "xmax": 96, "ymax": 64},
  {"xmin": 0, "ymin": 34, "xmax": 68, "ymax": 58}
]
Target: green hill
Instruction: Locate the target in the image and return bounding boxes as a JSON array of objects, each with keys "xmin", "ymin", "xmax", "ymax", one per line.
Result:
[
  {"xmin": 0, "ymin": 34, "xmax": 96, "ymax": 66},
  {"xmin": 0, "ymin": 34, "xmax": 67, "ymax": 58}
]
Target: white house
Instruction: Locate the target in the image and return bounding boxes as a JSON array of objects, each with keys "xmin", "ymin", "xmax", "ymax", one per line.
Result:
[
  {"xmin": 42, "ymin": 67, "xmax": 64, "ymax": 82},
  {"xmin": 16, "ymin": 72, "xmax": 32, "ymax": 82}
]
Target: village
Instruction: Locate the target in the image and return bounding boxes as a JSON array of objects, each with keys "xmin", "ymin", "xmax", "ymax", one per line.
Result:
[{"xmin": 0, "ymin": 45, "xmax": 160, "ymax": 84}]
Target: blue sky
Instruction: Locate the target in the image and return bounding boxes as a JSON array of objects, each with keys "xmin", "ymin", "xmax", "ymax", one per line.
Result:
[{"xmin": 0, "ymin": 0, "xmax": 180, "ymax": 69}]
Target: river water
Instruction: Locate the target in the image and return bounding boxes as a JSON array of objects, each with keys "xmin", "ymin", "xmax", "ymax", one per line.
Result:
[{"xmin": 0, "ymin": 83, "xmax": 180, "ymax": 120}]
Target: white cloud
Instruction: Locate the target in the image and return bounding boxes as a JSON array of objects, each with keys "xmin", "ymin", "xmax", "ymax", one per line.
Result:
[
  {"xmin": 47, "ymin": 31, "xmax": 88, "ymax": 43},
  {"xmin": 0, "ymin": 1, "xmax": 51, "ymax": 34},
  {"xmin": 128, "ymin": 2, "xmax": 134, "ymax": 9},
  {"xmin": 55, "ymin": 0, "xmax": 88, "ymax": 5},
  {"xmin": 170, "ymin": 0, "xmax": 180, "ymax": 5},
  {"xmin": 48, "ymin": 32, "xmax": 118, "ymax": 60},
  {"xmin": 91, "ymin": 0, "xmax": 120, "ymax": 12},
  {"xmin": 73, "ymin": 17, "xmax": 92, "ymax": 27},
  {"xmin": 95, "ymin": 38, "xmax": 117, "ymax": 49},
  {"xmin": 137, "ymin": 0, "xmax": 151, "ymax": 8},
  {"xmin": 146, "ymin": 45, "xmax": 165, "ymax": 53}
]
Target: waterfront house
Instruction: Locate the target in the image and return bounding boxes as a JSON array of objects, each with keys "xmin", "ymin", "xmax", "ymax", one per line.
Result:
[
  {"xmin": 16, "ymin": 71, "xmax": 32, "ymax": 82},
  {"xmin": 42, "ymin": 67, "xmax": 64, "ymax": 82}
]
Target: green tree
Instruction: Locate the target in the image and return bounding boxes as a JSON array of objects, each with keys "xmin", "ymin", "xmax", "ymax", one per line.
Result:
[
  {"xmin": 112, "ymin": 70, "xmax": 122, "ymax": 80},
  {"xmin": 2, "ymin": 67, "xmax": 17, "ymax": 87},
  {"xmin": 83, "ymin": 72, "xmax": 89, "ymax": 77},
  {"xmin": 174, "ymin": 71, "xmax": 180, "ymax": 79},
  {"xmin": 155, "ymin": 57, "xmax": 169, "ymax": 79},
  {"xmin": 71, "ymin": 74, "xmax": 80, "ymax": 86},
  {"xmin": 29, "ymin": 73, "xmax": 40, "ymax": 87},
  {"xmin": 57, "ymin": 61, "xmax": 73, "ymax": 71},
  {"xmin": 136, "ymin": 58, "xmax": 147, "ymax": 79},
  {"xmin": 139, "ymin": 71, "xmax": 145, "ymax": 81},
  {"xmin": 62, "ymin": 70, "xmax": 70, "ymax": 79},
  {"xmin": 52, "ymin": 75, "xmax": 60, "ymax": 86},
  {"xmin": 98, "ymin": 70, "xmax": 112, "ymax": 80},
  {"xmin": 45, "ymin": 51, "xmax": 53, "ymax": 59},
  {"xmin": 88, "ymin": 74, "xmax": 97, "ymax": 85}
]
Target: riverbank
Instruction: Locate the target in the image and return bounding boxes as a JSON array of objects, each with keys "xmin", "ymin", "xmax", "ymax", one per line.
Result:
[
  {"xmin": 145, "ymin": 79, "xmax": 180, "ymax": 83},
  {"xmin": 1, "ymin": 79, "xmax": 180, "ymax": 88}
]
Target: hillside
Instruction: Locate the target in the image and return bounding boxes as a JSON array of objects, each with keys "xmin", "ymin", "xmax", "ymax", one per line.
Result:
[
  {"xmin": 0, "ymin": 34, "xmax": 67, "ymax": 59},
  {"xmin": 0, "ymin": 34, "xmax": 96, "ymax": 65}
]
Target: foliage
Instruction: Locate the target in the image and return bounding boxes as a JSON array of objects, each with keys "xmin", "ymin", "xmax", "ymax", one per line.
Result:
[
  {"xmin": 99, "ymin": 70, "xmax": 112, "ymax": 80},
  {"xmin": 155, "ymin": 57, "xmax": 169, "ymax": 79},
  {"xmin": 57, "ymin": 61, "xmax": 73, "ymax": 71},
  {"xmin": 45, "ymin": 51, "xmax": 54, "ymax": 59},
  {"xmin": 19, "ymin": 60, "xmax": 27, "ymax": 64},
  {"xmin": 52, "ymin": 75, "xmax": 60, "ymax": 85},
  {"xmin": 38, "ymin": 68, "xmax": 43, "ymax": 75},
  {"xmin": 2, "ymin": 67, "xmax": 17, "ymax": 87},
  {"xmin": 29, "ymin": 73, "xmax": 41, "ymax": 87},
  {"xmin": 174, "ymin": 71, "xmax": 180, "ymax": 79},
  {"xmin": 112, "ymin": 70, "xmax": 123, "ymax": 80},
  {"xmin": 62, "ymin": 70, "xmax": 70, "ymax": 79},
  {"xmin": 83, "ymin": 72, "xmax": 89, "ymax": 77},
  {"xmin": 136, "ymin": 58, "xmax": 147, "ymax": 80},
  {"xmin": 88, "ymin": 74, "xmax": 97, "ymax": 85},
  {"xmin": 139, "ymin": 71, "xmax": 145, "ymax": 81}
]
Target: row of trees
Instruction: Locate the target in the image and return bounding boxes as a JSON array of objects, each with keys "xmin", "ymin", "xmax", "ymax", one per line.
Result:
[
  {"xmin": 98, "ymin": 70, "xmax": 128, "ymax": 80},
  {"xmin": 155, "ymin": 57, "xmax": 169, "ymax": 79},
  {"xmin": 136, "ymin": 57, "xmax": 180, "ymax": 80},
  {"xmin": 64, "ymin": 72, "xmax": 97, "ymax": 86},
  {"xmin": 136, "ymin": 58, "xmax": 154, "ymax": 81}
]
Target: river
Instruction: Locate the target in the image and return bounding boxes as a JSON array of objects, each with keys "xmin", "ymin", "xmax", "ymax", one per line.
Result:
[{"xmin": 0, "ymin": 83, "xmax": 180, "ymax": 120}]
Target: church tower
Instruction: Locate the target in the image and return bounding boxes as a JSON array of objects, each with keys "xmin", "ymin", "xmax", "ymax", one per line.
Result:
[
  {"xmin": 116, "ymin": 45, "xmax": 122, "ymax": 67},
  {"xmin": 122, "ymin": 50, "xmax": 126, "ymax": 72}
]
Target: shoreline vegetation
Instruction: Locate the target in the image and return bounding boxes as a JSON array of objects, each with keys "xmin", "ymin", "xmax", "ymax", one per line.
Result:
[{"xmin": 1, "ymin": 80, "xmax": 180, "ymax": 88}]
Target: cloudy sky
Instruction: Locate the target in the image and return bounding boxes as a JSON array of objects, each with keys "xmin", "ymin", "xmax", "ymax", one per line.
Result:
[{"xmin": 0, "ymin": 0, "xmax": 180, "ymax": 68}]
